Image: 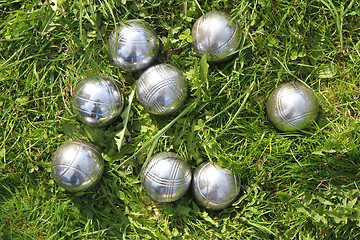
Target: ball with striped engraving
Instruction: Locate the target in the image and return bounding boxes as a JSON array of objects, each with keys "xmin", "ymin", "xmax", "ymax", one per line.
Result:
[
  {"xmin": 108, "ymin": 20, "xmax": 159, "ymax": 70},
  {"xmin": 136, "ymin": 64, "xmax": 188, "ymax": 115},
  {"xmin": 71, "ymin": 75, "xmax": 124, "ymax": 127},
  {"xmin": 266, "ymin": 81, "xmax": 319, "ymax": 132},
  {"xmin": 141, "ymin": 152, "xmax": 192, "ymax": 202},
  {"xmin": 51, "ymin": 141, "xmax": 104, "ymax": 192},
  {"xmin": 192, "ymin": 11, "xmax": 241, "ymax": 62},
  {"xmin": 192, "ymin": 161, "xmax": 241, "ymax": 210}
]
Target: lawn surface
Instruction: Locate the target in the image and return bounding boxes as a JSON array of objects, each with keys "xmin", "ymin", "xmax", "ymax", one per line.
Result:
[{"xmin": 1, "ymin": 0, "xmax": 360, "ymax": 239}]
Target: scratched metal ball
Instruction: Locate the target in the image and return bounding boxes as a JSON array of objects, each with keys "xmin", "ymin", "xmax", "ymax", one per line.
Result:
[
  {"xmin": 136, "ymin": 64, "xmax": 188, "ymax": 115},
  {"xmin": 51, "ymin": 141, "xmax": 104, "ymax": 192},
  {"xmin": 108, "ymin": 20, "xmax": 159, "ymax": 70},
  {"xmin": 71, "ymin": 75, "xmax": 124, "ymax": 127},
  {"xmin": 192, "ymin": 161, "xmax": 241, "ymax": 210},
  {"xmin": 141, "ymin": 152, "xmax": 192, "ymax": 202},
  {"xmin": 266, "ymin": 81, "xmax": 320, "ymax": 132},
  {"xmin": 192, "ymin": 11, "xmax": 241, "ymax": 62}
]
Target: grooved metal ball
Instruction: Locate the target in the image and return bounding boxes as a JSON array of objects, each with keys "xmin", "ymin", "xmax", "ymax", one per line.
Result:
[
  {"xmin": 141, "ymin": 152, "xmax": 192, "ymax": 202},
  {"xmin": 192, "ymin": 11, "xmax": 241, "ymax": 62},
  {"xmin": 108, "ymin": 20, "xmax": 159, "ymax": 70},
  {"xmin": 192, "ymin": 161, "xmax": 241, "ymax": 210},
  {"xmin": 51, "ymin": 141, "xmax": 104, "ymax": 192},
  {"xmin": 266, "ymin": 81, "xmax": 320, "ymax": 132},
  {"xmin": 136, "ymin": 64, "xmax": 188, "ymax": 115},
  {"xmin": 71, "ymin": 75, "xmax": 124, "ymax": 127}
]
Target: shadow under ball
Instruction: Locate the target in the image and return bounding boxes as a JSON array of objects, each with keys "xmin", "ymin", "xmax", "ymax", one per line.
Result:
[
  {"xmin": 141, "ymin": 152, "xmax": 192, "ymax": 202},
  {"xmin": 266, "ymin": 81, "xmax": 319, "ymax": 132},
  {"xmin": 71, "ymin": 75, "xmax": 124, "ymax": 127},
  {"xmin": 192, "ymin": 161, "xmax": 241, "ymax": 210},
  {"xmin": 108, "ymin": 20, "xmax": 159, "ymax": 70},
  {"xmin": 192, "ymin": 11, "xmax": 241, "ymax": 62},
  {"xmin": 51, "ymin": 141, "xmax": 104, "ymax": 192},
  {"xmin": 136, "ymin": 64, "xmax": 188, "ymax": 115}
]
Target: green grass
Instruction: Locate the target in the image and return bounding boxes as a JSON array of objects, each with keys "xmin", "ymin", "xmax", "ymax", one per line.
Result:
[{"xmin": 1, "ymin": 0, "xmax": 360, "ymax": 239}]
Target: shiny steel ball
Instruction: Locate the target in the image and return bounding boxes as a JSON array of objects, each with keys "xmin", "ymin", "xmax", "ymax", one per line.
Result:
[
  {"xmin": 266, "ymin": 81, "xmax": 320, "ymax": 132},
  {"xmin": 108, "ymin": 20, "xmax": 159, "ymax": 70},
  {"xmin": 192, "ymin": 161, "xmax": 241, "ymax": 210},
  {"xmin": 71, "ymin": 75, "xmax": 124, "ymax": 127},
  {"xmin": 192, "ymin": 11, "xmax": 241, "ymax": 62},
  {"xmin": 141, "ymin": 152, "xmax": 192, "ymax": 202},
  {"xmin": 51, "ymin": 141, "xmax": 104, "ymax": 192},
  {"xmin": 136, "ymin": 64, "xmax": 188, "ymax": 115}
]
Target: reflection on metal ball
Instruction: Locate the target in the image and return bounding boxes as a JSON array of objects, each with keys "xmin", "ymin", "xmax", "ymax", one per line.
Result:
[
  {"xmin": 141, "ymin": 152, "xmax": 192, "ymax": 202},
  {"xmin": 192, "ymin": 161, "xmax": 241, "ymax": 210},
  {"xmin": 51, "ymin": 141, "xmax": 104, "ymax": 192},
  {"xmin": 192, "ymin": 11, "xmax": 241, "ymax": 62},
  {"xmin": 108, "ymin": 20, "xmax": 159, "ymax": 70},
  {"xmin": 136, "ymin": 64, "xmax": 188, "ymax": 115},
  {"xmin": 266, "ymin": 81, "xmax": 320, "ymax": 132},
  {"xmin": 71, "ymin": 75, "xmax": 124, "ymax": 127}
]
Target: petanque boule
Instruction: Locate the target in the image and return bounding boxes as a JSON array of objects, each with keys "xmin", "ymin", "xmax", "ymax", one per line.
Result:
[
  {"xmin": 192, "ymin": 11, "xmax": 241, "ymax": 62},
  {"xmin": 192, "ymin": 161, "xmax": 241, "ymax": 210},
  {"xmin": 136, "ymin": 63, "xmax": 188, "ymax": 115},
  {"xmin": 141, "ymin": 152, "xmax": 192, "ymax": 202},
  {"xmin": 108, "ymin": 20, "xmax": 159, "ymax": 70},
  {"xmin": 71, "ymin": 75, "xmax": 124, "ymax": 127},
  {"xmin": 266, "ymin": 81, "xmax": 319, "ymax": 132},
  {"xmin": 51, "ymin": 141, "xmax": 104, "ymax": 192}
]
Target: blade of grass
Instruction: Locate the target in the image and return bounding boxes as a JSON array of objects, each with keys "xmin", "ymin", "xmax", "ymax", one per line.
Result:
[
  {"xmin": 115, "ymin": 87, "xmax": 135, "ymax": 153},
  {"xmin": 137, "ymin": 135, "xmax": 160, "ymax": 178},
  {"xmin": 194, "ymin": 0, "xmax": 204, "ymax": 15}
]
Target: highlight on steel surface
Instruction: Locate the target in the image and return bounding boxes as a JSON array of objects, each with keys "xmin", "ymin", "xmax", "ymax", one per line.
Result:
[
  {"xmin": 71, "ymin": 75, "xmax": 124, "ymax": 127},
  {"xmin": 51, "ymin": 141, "xmax": 104, "ymax": 192},
  {"xmin": 266, "ymin": 81, "xmax": 320, "ymax": 132},
  {"xmin": 108, "ymin": 20, "xmax": 159, "ymax": 71},
  {"xmin": 141, "ymin": 152, "xmax": 192, "ymax": 202},
  {"xmin": 136, "ymin": 63, "xmax": 188, "ymax": 115}
]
